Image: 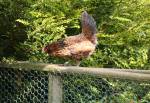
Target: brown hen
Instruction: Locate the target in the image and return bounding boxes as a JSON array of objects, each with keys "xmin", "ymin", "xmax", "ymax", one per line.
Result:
[{"xmin": 44, "ymin": 11, "xmax": 97, "ymax": 66}]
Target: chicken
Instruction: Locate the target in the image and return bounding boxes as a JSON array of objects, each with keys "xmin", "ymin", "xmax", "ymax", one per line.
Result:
[{"xmin": 44, "ymin": 11, "xmax": 97, "ymax": 66}]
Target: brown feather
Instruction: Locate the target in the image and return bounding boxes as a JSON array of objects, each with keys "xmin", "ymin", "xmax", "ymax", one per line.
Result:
[{"xmin": 44, "ymin": 11, "xmax": 97, "ymax": 63}]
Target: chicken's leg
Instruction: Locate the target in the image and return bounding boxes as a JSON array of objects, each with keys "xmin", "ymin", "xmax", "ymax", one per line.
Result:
[{"xmin": 74, "ymin": 60, "xmax": 81, "ymax": 66}]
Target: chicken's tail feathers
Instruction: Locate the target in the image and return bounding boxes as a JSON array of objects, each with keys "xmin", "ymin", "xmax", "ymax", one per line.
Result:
[{"xmin": 81, "ymin": 11, "xmax": 97, "ymax": 35}]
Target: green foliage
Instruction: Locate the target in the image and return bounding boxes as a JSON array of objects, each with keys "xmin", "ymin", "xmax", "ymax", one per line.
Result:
[
  {"xmin": 82, "ymin": 0, "xmax": 150, "ymax": 69},
  {"xmin": 15, "ymin": 0, "xmax": 85, "ymax": 63},
  {"xmin": 0, "ymin": 0, "xmax": 29, "ymax": 59},
  {"xmin": 0, "ymin": 0, "xmax": 150, "ymax": 67},
  {"xmin": 21, "ymin": 13, "xmax": 69, "ymax": 62}
]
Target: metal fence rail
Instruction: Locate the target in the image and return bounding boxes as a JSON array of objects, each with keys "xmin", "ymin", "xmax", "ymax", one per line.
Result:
[{"xmin": 0, "ymin": 62, "xmax": 150, "ymax": 103}]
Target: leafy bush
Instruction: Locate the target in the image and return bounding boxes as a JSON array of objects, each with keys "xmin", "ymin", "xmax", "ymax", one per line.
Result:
[
  {"xmin": 82, "ymin": 0, "xmax": 150, "ymax": 69},
  {"xmin": 0, "ymin": 0, "xmax": 150, "ymax": 68},
  {"xmin": 0, "ymin": 0, "xmax": 150, "ymax": 67}
]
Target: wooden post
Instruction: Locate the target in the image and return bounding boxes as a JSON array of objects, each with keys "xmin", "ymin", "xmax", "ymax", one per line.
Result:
[{"xmin": 48, "ymin": 75, "xmax": 62, "ymax": 103}]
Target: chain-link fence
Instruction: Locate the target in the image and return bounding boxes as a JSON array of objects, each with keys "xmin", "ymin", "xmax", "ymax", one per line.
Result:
[
  {"xmin": 0, "ymin": 67, "xmax": 48, "ymax": 103},
  {"xmin": 0, "ymin": 63, "xmax": 150, "ymax": 103}
]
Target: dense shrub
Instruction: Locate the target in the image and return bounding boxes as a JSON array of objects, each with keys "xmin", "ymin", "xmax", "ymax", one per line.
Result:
[{"xmin": 0, "ymin": 0, "xmax": 150, "ymax": 67}]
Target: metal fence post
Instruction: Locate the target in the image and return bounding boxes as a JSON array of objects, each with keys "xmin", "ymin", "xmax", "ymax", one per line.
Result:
[{"xmin": 48, "ymin": 74, "xmax": 62, "ymax": 103}]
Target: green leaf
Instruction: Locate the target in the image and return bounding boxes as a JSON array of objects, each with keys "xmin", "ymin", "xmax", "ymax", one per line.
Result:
[
  {"xmin": 16, "ymin": 19, "xmax": 30, "ymax": 25},
  {"xmin": 110, "ymin": 16, "xmax": 132, "ymax": 22}
]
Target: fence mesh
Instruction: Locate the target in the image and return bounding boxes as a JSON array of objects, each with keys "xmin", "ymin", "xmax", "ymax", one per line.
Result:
[
  {"xmin": 0, "ymin": 67, "xmax": 150, "ymax": 103},
  {"xmin": 0, "ymin": 67, "xmax": 49, "ymax": 103}
]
